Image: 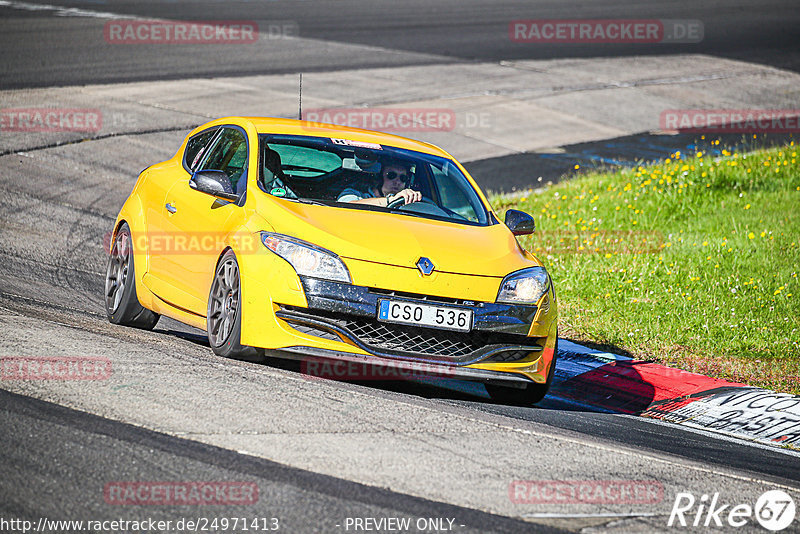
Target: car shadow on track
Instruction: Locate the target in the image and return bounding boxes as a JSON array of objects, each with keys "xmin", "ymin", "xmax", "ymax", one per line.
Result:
[{"xmin": 159, "ymin": 324, "xmax": 654, "ymax": 414}]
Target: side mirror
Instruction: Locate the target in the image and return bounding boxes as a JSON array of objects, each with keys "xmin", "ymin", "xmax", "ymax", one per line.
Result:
[
  {"xmin": 504, "ymin": 209, "xmax": 535, "ymax": 236},
  {"xmin": 190, "ymin": 170, "xmax": 238, "ymax": 201}
]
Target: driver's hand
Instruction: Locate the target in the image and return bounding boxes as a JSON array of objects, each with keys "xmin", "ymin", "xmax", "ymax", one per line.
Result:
[{"xmin": 389, "ymin": 188, "xmax": 422, "ymax": 206}]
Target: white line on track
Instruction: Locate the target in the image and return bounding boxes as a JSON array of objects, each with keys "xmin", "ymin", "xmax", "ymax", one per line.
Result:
[
  {"xmin": 522, "ymin": 512, "xmax": 660, "ymax": 518},
  {"xmin": 0, "ymin": 0, "xmax": 138, "ymax": 19},
  {"xmin": 608, "ymin": 409, "xmax": 800, "ymax": 459}
]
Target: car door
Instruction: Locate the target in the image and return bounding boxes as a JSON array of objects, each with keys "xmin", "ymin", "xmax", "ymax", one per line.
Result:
[
  {"xmin": 158, "ymin": 126, "xmax": 249, "ymax": 315},
  {"xmin": 145, "ymin": 127, "xmax": 220, "ymax": 304}
]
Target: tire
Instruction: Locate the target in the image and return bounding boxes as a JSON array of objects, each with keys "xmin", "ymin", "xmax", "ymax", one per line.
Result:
[
  {"xmin": 206, "ymin": 250, "xmax": 263, "ymax": 361},
  {"xmin": 486, "ymin": 337, "xmax": 558, "ymax": 406},
  {"xmin": 105, "ymin": 222, "xmax": 160, "ymax": 330}
]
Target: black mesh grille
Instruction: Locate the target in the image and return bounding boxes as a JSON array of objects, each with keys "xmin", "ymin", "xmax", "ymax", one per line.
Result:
[
  {"xmin": 340, "ymin": 317, "xmax": 478, "ymax": 357},
  {"xmin": 279, "ymin": 306, "xmax": 539, "ymax": 362},
  {"xmin": 484, "ymin": 350, "xmax": 532, "ymax": 363}
]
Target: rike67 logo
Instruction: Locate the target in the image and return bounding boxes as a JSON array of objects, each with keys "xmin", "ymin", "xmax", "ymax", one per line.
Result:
[{"xmin": 668, "ymin": 490, "xmax": 795, "ymax": 531}]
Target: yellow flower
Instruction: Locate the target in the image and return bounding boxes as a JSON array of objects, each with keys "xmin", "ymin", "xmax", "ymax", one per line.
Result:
[
  {"xmin": 748, "ymin": 232, "xmax": 755, "ymax": 239},
  {"xmin": 744, "ymin": 204, "xmax": 751, "ymax": 209}
]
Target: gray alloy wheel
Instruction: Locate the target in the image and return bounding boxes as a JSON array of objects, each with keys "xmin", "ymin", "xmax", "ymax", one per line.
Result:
[
  {"xmin": 206, "ymin": 250, "xmax": 262, "ymax": 361},
  {"xmin": 208, "ymin": 254, "xmax": 240, "ymax": 347},
  {"xmin": 105, "ymin": 229, "xmax": 130, "ymax": 315},
  {"xmin": 104, "ymin": 223, "xmax": 159, "ymax": 329}
]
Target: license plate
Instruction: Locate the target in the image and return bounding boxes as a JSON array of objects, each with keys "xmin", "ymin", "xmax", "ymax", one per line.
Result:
[{"xmin": 377, "ymin": 299, "xmax": 472, "ymax": 332}]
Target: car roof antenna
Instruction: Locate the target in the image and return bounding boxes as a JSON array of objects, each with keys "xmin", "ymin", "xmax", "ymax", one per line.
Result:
[{"xmin": 297, "ymin": 73, "xmax": 303, "ymax": 121}]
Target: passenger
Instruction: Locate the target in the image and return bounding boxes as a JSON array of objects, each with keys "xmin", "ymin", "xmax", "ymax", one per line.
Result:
[{"xmin": 338, "ymin": 160, "xmax": 422, "ymax": 207}]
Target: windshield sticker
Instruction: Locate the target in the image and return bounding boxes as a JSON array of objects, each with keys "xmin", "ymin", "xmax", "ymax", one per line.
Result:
[
  {"xmin": 270, "ymin": 187, "xmax": 287, "ymax": 197},
  {"xmin": 331, "ymin": 138, "xmax": 382, "ymax": 150}
]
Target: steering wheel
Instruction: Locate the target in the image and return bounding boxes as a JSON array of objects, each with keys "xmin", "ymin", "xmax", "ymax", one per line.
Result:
[{"xmin": 386, "ymin": 195, "xmax": 407, "ymax": 209}]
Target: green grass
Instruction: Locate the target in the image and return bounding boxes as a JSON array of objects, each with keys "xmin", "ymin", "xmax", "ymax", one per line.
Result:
[{"xmin": 490, "ymin": 140, "xmax": 800, "ymax": 394}]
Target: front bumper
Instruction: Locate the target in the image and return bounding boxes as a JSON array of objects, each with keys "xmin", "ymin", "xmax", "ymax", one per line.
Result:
[{"xmin": 274, "ymin": 276, "xmax": 546, "ymax": 367}]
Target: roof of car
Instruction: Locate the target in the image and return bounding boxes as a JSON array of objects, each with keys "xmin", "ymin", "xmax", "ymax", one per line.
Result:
[{"xmin": 241, "ymin": 116, "xmax": 452, "ymax": 158}]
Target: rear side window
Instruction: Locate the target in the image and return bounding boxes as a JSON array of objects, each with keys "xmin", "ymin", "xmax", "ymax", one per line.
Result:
[
  {"xmin": 183, "ymin": 128, "xmax": 218, "ymax": 172},
  {"xmin": 269, "ymin": 144, "xmax": 342, "ymax": 177}
]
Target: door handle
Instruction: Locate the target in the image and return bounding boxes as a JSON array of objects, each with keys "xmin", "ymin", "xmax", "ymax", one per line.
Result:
[{"xmin": 165, "ymin": 203, "xmax": 177, "ymax": 214}]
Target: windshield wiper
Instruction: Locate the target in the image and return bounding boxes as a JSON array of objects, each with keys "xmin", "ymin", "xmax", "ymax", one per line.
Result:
[
  {"xmin": 296, "ymin": 198, "xmax": 329, "ymax": 206},
  {"xmin": 283, "ymin": 197, "xmax": 327, "ymax": 206}
]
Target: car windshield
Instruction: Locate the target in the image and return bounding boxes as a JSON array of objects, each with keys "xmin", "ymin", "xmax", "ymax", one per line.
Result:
[{"xmin": 258, "ymin": 134, "xmax": 491, "ymax": 226}]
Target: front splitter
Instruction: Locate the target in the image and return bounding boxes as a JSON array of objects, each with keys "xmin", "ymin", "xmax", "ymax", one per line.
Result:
[{"xmin": 267, "ymin": 346, "xmax": 534, "ymax": 386}]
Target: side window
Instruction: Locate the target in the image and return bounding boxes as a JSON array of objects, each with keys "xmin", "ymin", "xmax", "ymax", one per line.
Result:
[
  {"xmin": 430, "ymin": 163, "xmax": 480, "ymax": 223},
  {"xmin": 197, "ymin": 128, "xmax": 248, "ymax": 194},
  {"xmin": 183, "ymin": 128, "xmax": 218, "ymax": 172}
]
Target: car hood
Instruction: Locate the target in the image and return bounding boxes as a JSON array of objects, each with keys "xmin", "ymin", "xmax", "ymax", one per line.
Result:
[{"xmin": 261, "ymin": 200, "xmax": 538, "ymax": 277}]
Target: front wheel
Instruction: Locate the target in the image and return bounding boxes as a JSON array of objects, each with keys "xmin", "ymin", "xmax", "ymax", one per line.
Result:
[
  {"xmin": 486, "ymin": 337, "xmax": 558, "ymax": 406},
  {"xmin": 207, "ymin": 250, "xmax": 263, "ymax": 361},
  {"xmin": 105, "ymin": 223, "xmax": 160, "ymax": 330}
]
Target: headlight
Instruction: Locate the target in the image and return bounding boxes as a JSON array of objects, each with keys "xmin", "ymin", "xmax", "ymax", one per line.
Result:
[
  {"xmin": 496, "ymin": 267, "xmax": 550, "ymax": 305},
  {"xmin": 260, "ymin": 232, "xmax": 351, "ymax": 283}
]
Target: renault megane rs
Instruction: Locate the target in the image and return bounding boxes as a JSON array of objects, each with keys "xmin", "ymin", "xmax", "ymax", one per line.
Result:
[{"xmin": 105, "ymin": 116, "xmax": 557, "ymax": 404}]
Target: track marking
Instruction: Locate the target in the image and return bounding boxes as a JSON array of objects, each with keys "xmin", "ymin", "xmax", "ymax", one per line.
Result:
[
  {"xmin": 522, "ymin": 512, "xmax": 659, "ymax": 518},
  {"xmin": 0, "ymin": 0, "xmax": 138, "ymax": 19}
]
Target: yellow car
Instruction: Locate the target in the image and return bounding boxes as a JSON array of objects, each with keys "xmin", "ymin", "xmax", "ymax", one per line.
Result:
[{"xmin": 105, "ymin": 117, "xmax": 557, "ymax": 404}]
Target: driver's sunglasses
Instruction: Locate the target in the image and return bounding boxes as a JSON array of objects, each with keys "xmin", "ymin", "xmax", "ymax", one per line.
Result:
[{"xmin": 385, "ymin": 170, "xmax": 411, "ymax": 184}]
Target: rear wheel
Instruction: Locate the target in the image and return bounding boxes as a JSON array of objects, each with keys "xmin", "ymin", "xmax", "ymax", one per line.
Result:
[
  {"xmin": 104, "ymin": 222, "xmax": 160, "ymax": 329},
  {"xmin": 207, "ymin": 250, "xmax": 263, "ymax": 361},
  {"xmin": 486, "ymin": 337, "xmax": 558, "ymax": 406}
]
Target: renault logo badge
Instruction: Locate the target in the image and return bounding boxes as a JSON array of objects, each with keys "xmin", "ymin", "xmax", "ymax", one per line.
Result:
[{"xmin": 416, "ymin": 257, "xmax": 435, "ymax": 276}]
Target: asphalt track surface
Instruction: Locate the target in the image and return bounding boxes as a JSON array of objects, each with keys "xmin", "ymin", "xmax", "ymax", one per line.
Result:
[
  {"xmin": 1, "ymin": 124, "xmax": 799, "ymax": 532},
  {"xmin": 1, "ymin": 0, "xmax": 799, "ymax": 89},
  {"xmin": 0, "ymin": 389, "xmax": 549, "ymax": 534},
  {"xmin": 2, "ymin": 1, "xmax": 800, "ymax": 532}
]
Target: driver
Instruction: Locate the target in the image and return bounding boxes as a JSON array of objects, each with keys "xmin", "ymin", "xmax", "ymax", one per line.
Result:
[{"xmin": 338, "ymin": 160, "xmax": 422, "ymax": 207}]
